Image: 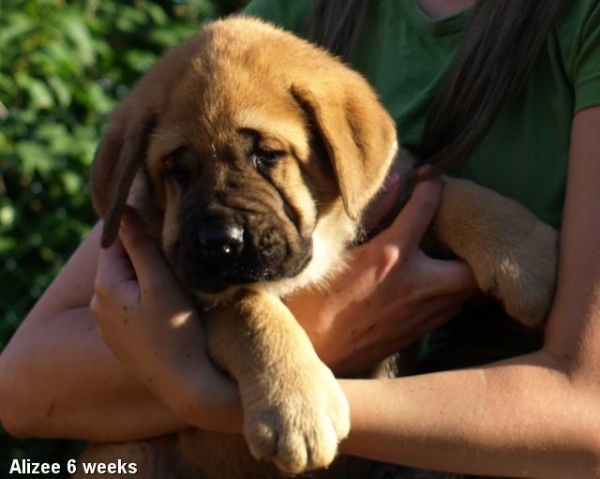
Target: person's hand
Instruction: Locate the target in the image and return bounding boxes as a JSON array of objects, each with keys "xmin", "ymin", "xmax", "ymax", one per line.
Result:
[
  {"xmin": 90, "ymin": 208, "xmax": 240, "ymax": 432},
  {"xmin": 287, "ymin": 176, "xmax": 479, "ymax": 376}
]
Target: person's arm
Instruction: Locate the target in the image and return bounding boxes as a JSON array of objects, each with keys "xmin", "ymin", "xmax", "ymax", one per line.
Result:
[
  {"xmin": 0, "ymin": 172, "xmax": 475, "ymax": 444},
  {"xmin": 337, "ymin": 106, "xmax": 600, "ymax": 478},
  {"xmin": 0, "ymin": 223, "xmax": 189, "ymax": 441}
]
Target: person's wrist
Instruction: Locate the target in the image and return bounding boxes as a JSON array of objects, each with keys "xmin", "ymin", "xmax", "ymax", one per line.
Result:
[
  {"xmin": 135, "ymin": 345, "xmax": 242, "ymax": 434},
  {"xmin": 174, "ymin": 367, "xmax": 242, "ymax": 434}
]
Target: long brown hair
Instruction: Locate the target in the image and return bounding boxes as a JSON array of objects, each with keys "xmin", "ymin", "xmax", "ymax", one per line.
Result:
[{"xmin": 306, "ymin": 0, "xmax": 564, "ymax": 172}]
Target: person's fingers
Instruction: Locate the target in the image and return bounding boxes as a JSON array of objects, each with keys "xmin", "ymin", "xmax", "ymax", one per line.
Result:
[
  {"xmin": 118, "ymin": 207, "xmax": 179, "ymax": 296},
  {"xmin": 96, "ymin": 234, "xmax": 134, "ymax": 283},
  {"xmin": 382, "ymin": 178, "xmax": 443, "ymax": 250},
  {"xmin": 364, "ymin": 166, "xmax": 439, "ymax": 235},
  {"xmin": 362, "ymin": 170, "xmax": 402, "ymax": 233},
  {"xmin": 94, "ymin": 233, "xmax": 139, "ymax": 304},
  {"xmin": 422, "ymin": 257, "xmax": 478, "ymax": 297},
  {"xmin": 91, "ymin": 239, "xmax": 140, "ymax": 339}
]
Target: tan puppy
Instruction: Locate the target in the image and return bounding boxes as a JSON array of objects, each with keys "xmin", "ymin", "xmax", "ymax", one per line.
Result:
[{"xmin": 85, "ymin": 16, "xmax": 558, "ymax": 478}]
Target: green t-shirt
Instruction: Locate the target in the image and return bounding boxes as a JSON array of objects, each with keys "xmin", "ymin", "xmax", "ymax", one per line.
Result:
[
  {"xmin": 242, "ymin": 0, "xmax": 600, "ymax": 369},
  {"xmin": 244, "ymin": 0, "xmax": 600, "ymax": 230}
]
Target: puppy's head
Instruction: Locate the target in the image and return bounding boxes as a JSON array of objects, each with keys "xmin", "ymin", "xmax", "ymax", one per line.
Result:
[{"xmin": 91, "ymin": 17, "xmax": 397, "ymax": 299}]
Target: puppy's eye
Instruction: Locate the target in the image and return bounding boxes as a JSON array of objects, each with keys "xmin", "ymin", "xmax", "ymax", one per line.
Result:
[
  {"xmin": 164, "ymin": 147, "xmax": 190, "ymax": 187},
  {"xmin": 252, "ymin": 149, "xmax": 285, "ymax": 169}
]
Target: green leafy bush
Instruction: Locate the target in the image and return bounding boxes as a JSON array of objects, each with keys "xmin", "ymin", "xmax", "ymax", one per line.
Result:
[{"xmin": 0, "ymin": 0, "xmax": 248, "ymax": 470}]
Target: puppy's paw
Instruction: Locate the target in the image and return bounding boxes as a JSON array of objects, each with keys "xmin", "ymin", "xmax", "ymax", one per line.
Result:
[
  {"xmin": 477, "ymin": 220, "xmax": 558, "ymax": 327},
  {"xmin": 242, "ymin": 361, "xmax": 350, "ymax": 474}
]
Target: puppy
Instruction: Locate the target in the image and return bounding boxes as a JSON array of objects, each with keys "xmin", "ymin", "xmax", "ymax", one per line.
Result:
[{"xmin": 85, "ymin": 16, "xmax": 557, "ymax": 478}]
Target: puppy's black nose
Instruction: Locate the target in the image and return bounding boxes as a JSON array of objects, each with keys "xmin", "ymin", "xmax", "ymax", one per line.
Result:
[{"xmin": 197, "ymin": 222, "xmax": 244, "ymax": 258}]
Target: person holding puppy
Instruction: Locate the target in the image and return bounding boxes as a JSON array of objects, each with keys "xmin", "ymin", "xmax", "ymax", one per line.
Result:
[{"xmin": 2, "ymin": 0, "xmax": 600, "ymax": 478}]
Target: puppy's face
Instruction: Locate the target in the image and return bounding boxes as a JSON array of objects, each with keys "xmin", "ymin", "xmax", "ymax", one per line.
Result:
[
  {"xmin": 92, "ymin": 17, "xmax": 398, "ymax": 300},
  {"xmin": 143, "ymin": 72, "xmax": 339, "ymax": 295}
]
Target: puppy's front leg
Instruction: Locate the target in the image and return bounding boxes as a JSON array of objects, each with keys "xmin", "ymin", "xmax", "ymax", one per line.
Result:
[
  {"xmin": 205, "ymin": 289, "xmax": 350, "ymax": 475},
  {"xmin": 433, "ymin": 177, "xmax": 558, "ymax": 327}
]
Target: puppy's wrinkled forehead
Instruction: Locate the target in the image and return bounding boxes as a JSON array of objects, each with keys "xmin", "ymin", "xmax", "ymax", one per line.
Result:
[{"xmin": 150, "ymin": 47, "xmax": 310, "ymax": 165}]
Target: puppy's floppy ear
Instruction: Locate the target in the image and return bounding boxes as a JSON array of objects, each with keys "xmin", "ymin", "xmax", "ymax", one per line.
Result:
[
  {"xmin": 291, "ymin": 81, "xmax": 397, "ymax": 221},
  {"xmin": 91, "ymin": 108, "xmax": 157, "ymax": 248}
]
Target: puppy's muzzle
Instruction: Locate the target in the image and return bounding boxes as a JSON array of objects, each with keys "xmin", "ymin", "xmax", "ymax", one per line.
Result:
[{"xmin": 179, "ymin": 210, "xmax": 312, "ymax": 294}]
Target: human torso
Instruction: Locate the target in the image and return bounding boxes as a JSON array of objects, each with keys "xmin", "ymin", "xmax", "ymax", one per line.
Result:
[
  {"xmin": 243, "ymin": 0, "xmax": 600, "ymax": 365},
  {"xmin": 416, "ymin": 0, "xmax": 475, "ymax": 20}
]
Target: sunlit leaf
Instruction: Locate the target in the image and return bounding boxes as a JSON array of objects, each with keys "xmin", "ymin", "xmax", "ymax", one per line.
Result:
[
  {"xmin": 24, "ymin": 79, "xmax": 55, "ymax": 110},
  {"xmin": 0, "ymin": 13, "xmax": 33, "ymax": 45},
  {"xmin": 124, "ymin": 50, "xmax": 157, "ymax": 73},
  {"xmin": 15, "ymin": 141, "xmax": 60, "ymax": 175},
  {"xmin": 58, "ymin": 11, "xmax": 95, "ymax": 67},
  {"xmin": 47, "ymin": 76, "xmax": 72, "ymax": 107}
]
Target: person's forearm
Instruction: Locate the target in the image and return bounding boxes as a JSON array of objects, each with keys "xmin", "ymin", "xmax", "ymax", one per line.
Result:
[
  {"xmin": 340, "ymin": 349, "xmax": 600, "ymax": 479},
  {"xmin": 0, "ymin": 306, "xmax": 187, "ymax": 442}
]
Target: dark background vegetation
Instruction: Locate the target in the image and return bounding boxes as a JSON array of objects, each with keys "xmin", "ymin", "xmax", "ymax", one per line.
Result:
[{"xmin": 0, "ymin": 0, "xmax": 248, "ymax": 474}]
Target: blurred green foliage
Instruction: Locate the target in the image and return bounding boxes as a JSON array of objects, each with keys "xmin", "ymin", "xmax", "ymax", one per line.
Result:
[{"xmin": 0, "ymin": 0, "xmax": 248, "ymax": 473}]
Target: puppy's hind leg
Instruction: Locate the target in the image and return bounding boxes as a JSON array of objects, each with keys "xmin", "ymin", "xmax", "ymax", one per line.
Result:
[{"xmin": 433, "ymin": 177, "xmax": 558, "ymax": 327}]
